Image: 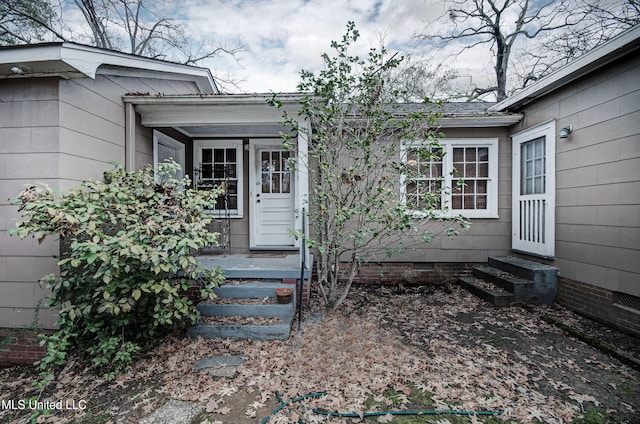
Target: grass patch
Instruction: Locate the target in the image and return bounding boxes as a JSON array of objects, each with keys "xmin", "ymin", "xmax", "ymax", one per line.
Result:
[{"xmin": 362, "ymin": 384, "xmax": 510, "ymax": 423}]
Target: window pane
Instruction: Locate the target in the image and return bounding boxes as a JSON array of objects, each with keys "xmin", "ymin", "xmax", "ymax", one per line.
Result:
[
  {"xmin": 262, "ymin": 173, "xmax": 270, "ymax": 193},
  {"xmin": 227, "ymin": 181, "xmax": 237, "ymax": 194},
  {"xmin": 465, "ymin": 148, "xmax": 476, "ymax": 161},
  {"xmin": 214, "ymin": 148, "xmax": 224, "ymax": 162},
  {"xmin": 465, "ymin": 163, "xmax": 476, "ymax": 177},
  {"xmin": 272, "ymin": 173, "xmax": 280, "ymax": 193},
  {"xmin": 202, "ymin": 149, "xmax": 212, "ymax": 163},
  {"xmin": 464, "ymin": 195, "xmax": 475, "ymax": 209},
  {"xmin": 282, "ymin": 173, "xmax": 290, "ymax": 193},
  {"xmin": 526, "ymin": 161, "xmax": 533, "ymax": 178},
  {"xmin": 534, "ymin": 139, "xmax": 544, "ymax": 157},
  {"xmin": 283, "ymin": 151, "xmax": 291, "ymax": 170},
  {"xmin": 261, "ymin": 152, "xmax": 269, "ymax": 171},
  {"xmin": 431, "ymin": 162, "xmax": 443, "ymax": 178},
  {"xmin": 274, "ymin": 151, "xmax": 281, "ymax": 171},
  {"xmin": 226, "ymin": 164, "xmax": 236, "ymax": 178},
  {"xmin": 453, "ymin": 163, "xmax": 463, "ymax": 177},
  {"xmin": 478, "ymin": 147, "xmax": 489, "ymax": 161},
  {"xmin": 453, "ymin": 148, "xmax": 464, "ymax": 162},
  {"xmin": 452, "ymin": 195, "xmax": 462, "ymax": 209},
  {"xmin": 226, "ymin": 148, "xmax": 236, "ymax": 162},
  {"xmin": 202, "ymin": 164, "xmax": 212, "ymax": 179},
  {"xmin": 213, "ymin": 164, "xmax": 225, "ymax": 178},
  {"xmin": 465, "ymin": 181, "xmax": 476, "ymax": 194},
  {"xmin": 534, "ymin": 176, "xmax": 543, "ymax": 193},
  {"xmin": 476, "ymin": 195, "xmax": 487, "ymax": 209},
  {"xmin": 534, "ymin": 158, "xmax": 543, "ymax": 175},
  {"xmin": 477, "ymin": 180, "xmax": 487, "ymax": 194},
  {"xmin": 478, "ymin": 163, "xmax": 489, "ymax": 178},
  {"xmin": 227, "ymin": 196, "xmax": 238, "ymax": 210}
]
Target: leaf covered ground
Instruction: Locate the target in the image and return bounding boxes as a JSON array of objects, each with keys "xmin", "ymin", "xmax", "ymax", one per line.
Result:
[{"xmin": 1, "ymin": 285, "xmax": 639, "ymax": 423}]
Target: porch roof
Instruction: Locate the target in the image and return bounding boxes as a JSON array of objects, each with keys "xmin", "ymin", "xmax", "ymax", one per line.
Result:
[
  {"xmin": 123, "ymin": 92, "xmax": 307, "ymax": 138},
  {"xmin": 124, "ymin": 93, "xmax": 523, "ymax": 133}
]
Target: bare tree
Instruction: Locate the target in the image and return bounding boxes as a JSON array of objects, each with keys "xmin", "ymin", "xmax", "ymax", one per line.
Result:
[
  {"xmin": 70, "ymin": 0, "xmax": 246, "ymax": 68},
  {"xmin": 515, "ymin": 0, "xmax": 640, "ymax": 88},
  {"xmin": 1, "ymin": 0, "xmax": 245, "ymax": 85},
  {"xmin": 416, "ymin": 0, "xmax": 639, "ymax": 102},
  {"xmin": 384, "ymin": 53, "xmax": 464, "ymax": 102}
]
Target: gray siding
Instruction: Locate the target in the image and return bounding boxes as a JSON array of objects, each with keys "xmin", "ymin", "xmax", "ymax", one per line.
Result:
[
  {"xmin": 511, "ymin": 53, "xmax": 640, "ymax": 297},
  {"xmin": 371, "ymin": 126, "xmax": 513, "ymax": 264},
  {"xmin": 0, "ymin": 78, "xmax": 61, "ymax": 327},
  {"xmin": 0, "ymin": 73, "xmax": 201, "ymax": 328}
]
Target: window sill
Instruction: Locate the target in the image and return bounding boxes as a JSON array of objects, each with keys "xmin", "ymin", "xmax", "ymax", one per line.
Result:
[{"xmin": 203, "ymin": 210, "xmax": 244, "ymax": 219}]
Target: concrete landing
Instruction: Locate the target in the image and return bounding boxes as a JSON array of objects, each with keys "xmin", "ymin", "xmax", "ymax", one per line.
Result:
[{"xmin": 196, "ymin": 253, "xmax": 313, "ymax": 280}]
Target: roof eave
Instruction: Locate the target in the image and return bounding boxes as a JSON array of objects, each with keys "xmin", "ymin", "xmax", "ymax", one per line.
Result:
[{"xmin": 0, "ymin": 42, "xmax": 218, "ymax": 93}]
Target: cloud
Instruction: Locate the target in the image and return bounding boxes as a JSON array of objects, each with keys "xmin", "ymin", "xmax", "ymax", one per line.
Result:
[{"xmin": 182, "ymin": 0, "xmax": 489, "ymax": 94}]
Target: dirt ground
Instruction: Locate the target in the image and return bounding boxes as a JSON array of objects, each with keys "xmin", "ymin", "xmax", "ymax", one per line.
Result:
[{"xmin": 1, "ymin": 284, "xmax": 639, "ymax": 424}]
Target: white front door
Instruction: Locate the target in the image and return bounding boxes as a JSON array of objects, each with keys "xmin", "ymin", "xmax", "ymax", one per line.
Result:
[
  {"xmin": 250, "ymin": 141, "xmax": 295, "ymax": 247},
  {"xmin": 512, "ymin": 121, "xmax": 556, "ymax": 258}
]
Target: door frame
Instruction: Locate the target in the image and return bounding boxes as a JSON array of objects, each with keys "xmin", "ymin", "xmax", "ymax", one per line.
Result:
[
  {"xmin": 248, "ymin": 139, "xmax": 296, "ymax": 248},
  {"xmin": 511, "ymin": 120, "xmax": 556, "ymax": 258}
]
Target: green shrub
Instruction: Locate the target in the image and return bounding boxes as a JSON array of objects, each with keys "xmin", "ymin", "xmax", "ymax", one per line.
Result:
[{"xmin": 10, "ymin": 160, "xmax": 224, "ymax": 380}]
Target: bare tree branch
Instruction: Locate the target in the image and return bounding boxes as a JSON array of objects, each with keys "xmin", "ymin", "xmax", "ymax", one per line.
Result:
[{"xmin": 414, "ymin": 0, "xmax": 638, "ymax": 101}]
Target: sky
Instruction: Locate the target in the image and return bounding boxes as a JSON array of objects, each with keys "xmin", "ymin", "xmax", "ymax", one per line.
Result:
[{"xmin": 178, "ymin": 0, "xmax": 486, "ymax": 94}]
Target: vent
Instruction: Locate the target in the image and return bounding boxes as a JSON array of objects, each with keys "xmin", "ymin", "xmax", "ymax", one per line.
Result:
[{"xmin": 613, "ymin": 292, "xmax": 640, "ymax": 313}]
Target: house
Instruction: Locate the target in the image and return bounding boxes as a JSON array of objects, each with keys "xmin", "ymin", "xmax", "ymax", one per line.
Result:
[
  {"xmin": 488, "ymin": 25, "xmax": 640, "ymax": 336},
  {"xmin": 0, "ymin": 24, "xmax": 638, "ymax": 364}
]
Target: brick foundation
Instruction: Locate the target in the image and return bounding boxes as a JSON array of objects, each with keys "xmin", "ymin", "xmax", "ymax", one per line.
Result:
[
  {"xmin": 0, "ymin": 328, "xmax": 50, "ymax": 367},
  {"xmin": 282, "ymin": 278, "xmax": 312, "ymax": 306},
  {"xmin": 558, "ymin": 277, "xmax": 640, "ymax": 338},
  {"xmin": 338, "ymin": 262, "xmax": 480, "ymax": 286}
]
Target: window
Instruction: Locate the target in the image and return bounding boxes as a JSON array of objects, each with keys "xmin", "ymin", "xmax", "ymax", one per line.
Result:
[
  {"xmin": 401, "ymin": 138, "xmax": 499, "ymax": 218},
  {"xmin": 520, "ymin": 136, "xmax": 546, "ymax": 195},
  {"xmin": 195, "ymin": 140, "xmax": 244, "ymax": 217}
]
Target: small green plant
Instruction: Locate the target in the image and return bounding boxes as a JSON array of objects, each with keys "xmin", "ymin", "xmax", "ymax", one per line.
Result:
[
  {"xmin": 10, "ymin": 160, "xmax": 224, "ymax": 380},
  {"xmin": 572, "ymin": 408, "xmax": 606, "ymax": 424}
]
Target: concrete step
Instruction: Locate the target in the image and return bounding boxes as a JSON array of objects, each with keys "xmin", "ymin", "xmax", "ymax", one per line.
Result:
[
  {"xmin": 187, "ymin": 321, "xmax": 293, "ymax": 341},
  {"xmin": 458, "ymin": 277, "xmax": 515, "ymax": 306},
  {"xmin": 213, "ymin": 281, "xmax": 292, "ymax": 299},
  {"xmin": 489, "ymin": 256, "xmax": 558, "ymax": 284},
  {"xmin": 187, "ymin": 280, "xmax": 296, "ymax": 341},
  {"xmin": 473, "ymin": 266, "xmax": 536, "ymax": 296}
]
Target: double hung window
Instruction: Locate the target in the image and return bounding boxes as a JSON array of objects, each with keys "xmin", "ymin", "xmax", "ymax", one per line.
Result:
[
  {"xmin": 195, "ymin": 140, "xmax": 244, "ymax": 217},
  {"xmin": 401, "ymin": 139, "xmax": 498, "ymax": 218}
]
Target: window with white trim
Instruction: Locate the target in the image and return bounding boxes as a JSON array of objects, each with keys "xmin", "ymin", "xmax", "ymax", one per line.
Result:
[
  {"xmin": 401, "ymin": 138, "xmax": 499, "ymax": 218},
  {"xmin": 194, "ymin": 140, "xmax": 244, "ymax": 218}
]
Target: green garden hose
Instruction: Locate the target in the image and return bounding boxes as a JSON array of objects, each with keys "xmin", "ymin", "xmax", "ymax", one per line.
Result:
[{"xmin": 260, "ymin": 391, "xmax": 504, "ymax": 423}]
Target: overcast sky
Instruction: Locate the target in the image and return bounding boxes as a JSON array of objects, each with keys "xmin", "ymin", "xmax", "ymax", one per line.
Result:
[{"xmin": 181, "ymin": 0, "xmax": 486, "ymax": 93}]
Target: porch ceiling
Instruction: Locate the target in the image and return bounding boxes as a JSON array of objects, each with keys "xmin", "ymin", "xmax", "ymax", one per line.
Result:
[{"xmin": 175, "ymin": 123, "xmax": 290, "ymax": 138}]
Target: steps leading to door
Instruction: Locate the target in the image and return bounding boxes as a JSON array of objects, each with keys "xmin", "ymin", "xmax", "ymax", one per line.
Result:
[
  {"xmin": 459, "ymin": 256, "xmax": 558, "ymax": 306},
  {"xmin": 187, "ymin": 281, "xmax": 296, "ymax": 341}
]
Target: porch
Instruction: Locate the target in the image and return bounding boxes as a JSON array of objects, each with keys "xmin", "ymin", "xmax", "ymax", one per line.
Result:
[{"xmin": 196, "ymin": 253, "xmax": 313, "ymax": 281}]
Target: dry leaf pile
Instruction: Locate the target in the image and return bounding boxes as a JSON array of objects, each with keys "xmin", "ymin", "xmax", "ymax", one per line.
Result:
[{"xmin": 1, "ymin": 284, "xmax": 639, "ymax": 423}]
